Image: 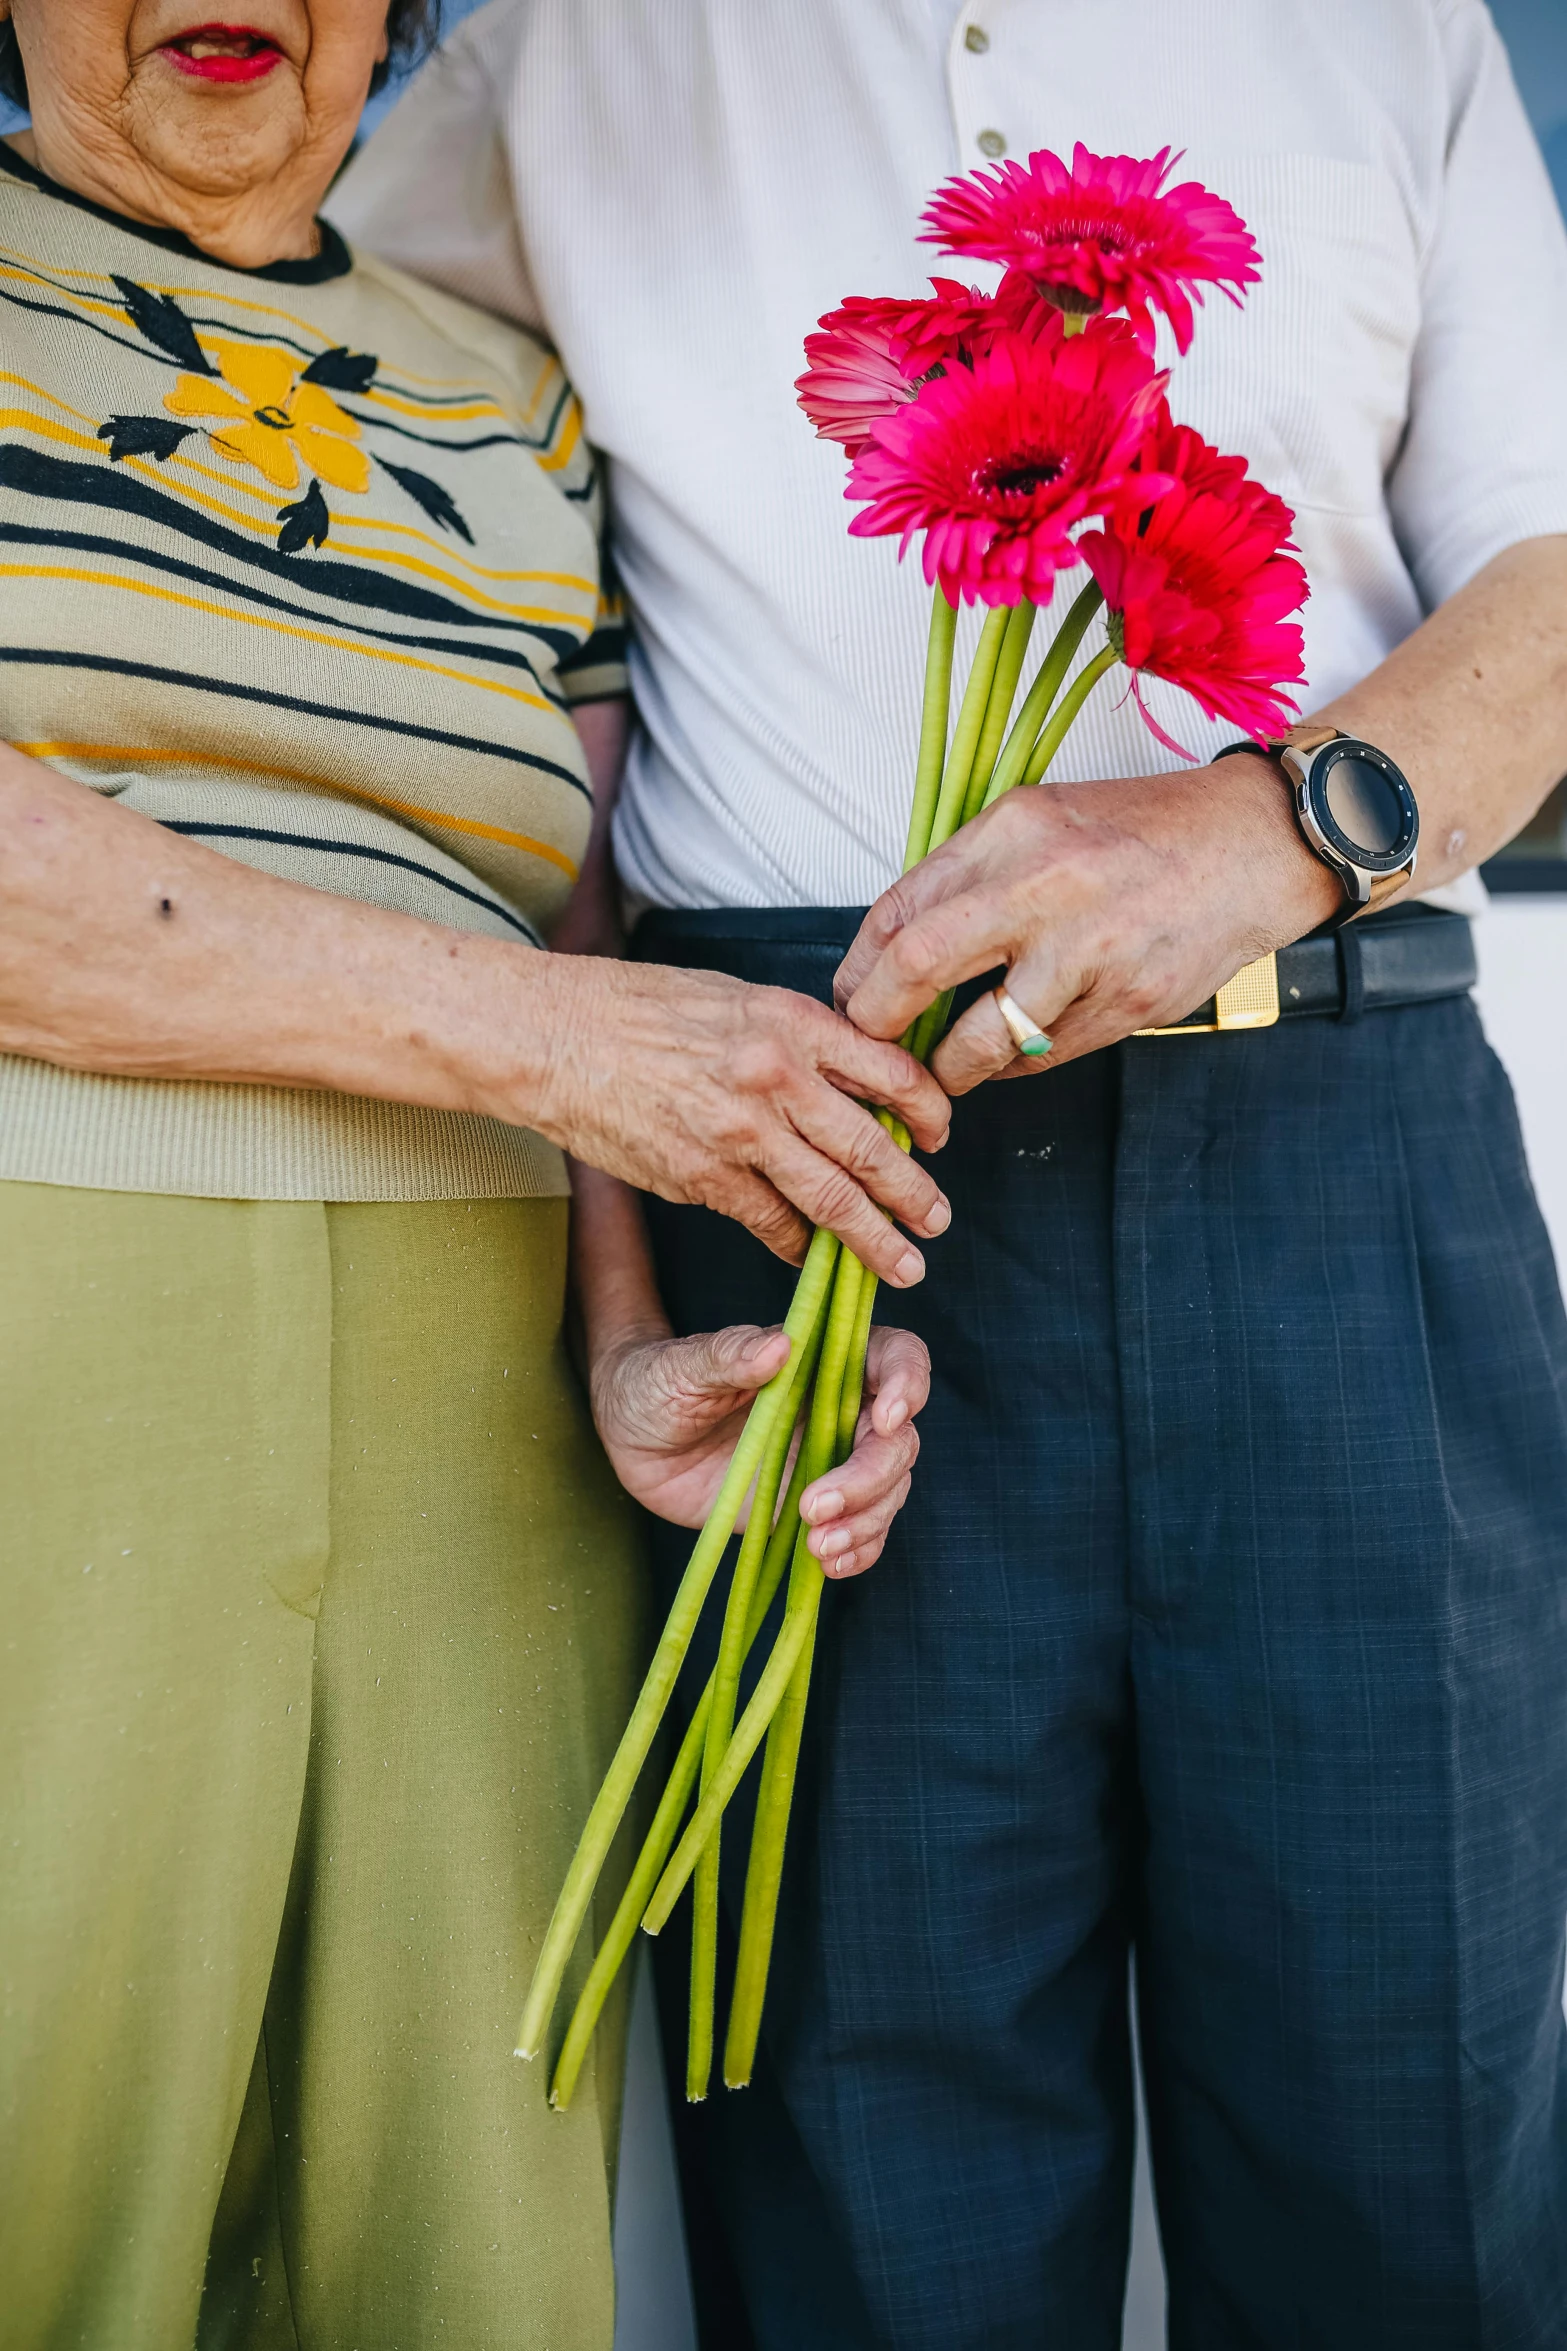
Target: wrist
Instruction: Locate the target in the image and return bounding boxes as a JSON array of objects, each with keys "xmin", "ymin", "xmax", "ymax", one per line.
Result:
[{"xmin": 1210, "ymin": 748, "xmax": 1344, "ymax": 945}]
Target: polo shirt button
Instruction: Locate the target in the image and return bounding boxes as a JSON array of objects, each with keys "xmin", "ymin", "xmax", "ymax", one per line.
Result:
[
  {"xmin": 964, "ymin": 24, "xmax": 990, "ymax": 51},
  {"xmin": 977, "ymin": 127, "xmax": 1006, "ymax": 157}
]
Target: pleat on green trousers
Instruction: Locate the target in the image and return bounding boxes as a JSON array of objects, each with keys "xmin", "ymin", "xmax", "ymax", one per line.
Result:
[{"xmin": 0, "ymin": 1181, "xmax": 647, "ymax": 2351}]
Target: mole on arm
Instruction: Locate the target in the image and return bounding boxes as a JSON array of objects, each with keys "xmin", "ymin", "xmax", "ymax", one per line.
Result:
[{"xmin": 158, "ymin": 898, "xmax": 174, "ymax": 919}]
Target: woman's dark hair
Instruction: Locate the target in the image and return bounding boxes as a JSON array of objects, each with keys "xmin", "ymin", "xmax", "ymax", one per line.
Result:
[{"xmin": 0, "ymin": 3, "xmax": 444, "ymax": 113}]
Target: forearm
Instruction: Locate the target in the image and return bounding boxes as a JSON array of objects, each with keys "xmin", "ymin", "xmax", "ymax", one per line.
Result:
[
  {"xmin": 570, "ymin": 1158, "xmax": 670, "ymax": 1370},
  {"xmin": 1, "ymin": 743, "xmax": 951, "ymax": 1279},
  {"xmin": 1313, "ymin": 533, "xmax": 1567, "ymax": 889},
  {"xmin": 0, "ymin": 745, "xmax": 565, "ymax": 1115},
  {"xmin": 551, "ymin": 695, "xmax": 631, "ymax": 956}
]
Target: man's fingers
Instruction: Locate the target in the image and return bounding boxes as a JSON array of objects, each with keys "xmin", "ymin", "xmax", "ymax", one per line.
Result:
[
  {"xmin": 833, "ymin": 881, "xmax": 920, "ymax": 1011},
  {"xmin": 842, "ymin": 887, "xmax": 1022, "ymax": 1044},
  {"xmin": 927, "ymin": 986, "xmax": 1041, "ymax": 1095}
]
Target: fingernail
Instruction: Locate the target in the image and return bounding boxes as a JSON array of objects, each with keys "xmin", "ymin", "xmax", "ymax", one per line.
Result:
[
  {"xmin": 884, "ymin": 1400, "xmax": 908, "ymax": 1431},
  {"xmin": 894, "ymin": 1248, "xmax": 925, "ymax": 1286},
  {"xmin": 809, "ymin": 1489, "xmax": 844, "ymax": 1524},
  {"xmin": 827, "ymin": 1551, "xmax": 856, "ymax": 1579},
  {"xmin": 923, "ymin": 1199, "xmax": 951, "ymax": 1236},
  {"xmin": 819, "ymin": 1528, "xmax": 851, "ymax": 1558}
]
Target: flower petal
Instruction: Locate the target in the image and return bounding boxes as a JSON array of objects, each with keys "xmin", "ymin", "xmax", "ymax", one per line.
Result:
[
  {"xmin": 291, "ymin": 382, "xmax": 360, "ymax": 440},
  {"xmin": 165, "ymin": 372, "xmax": 248, "ymax": 423},
  {"xmin": 206, "ymin": 336, "xmax": 296, "ymax": 411},
  {"xmin": 212, "ymin": 420, "xmax": 299, "ymax": 489},
  {"xmin": 296, "ymin": 427, "xmax": 369, "ymax": 495}
]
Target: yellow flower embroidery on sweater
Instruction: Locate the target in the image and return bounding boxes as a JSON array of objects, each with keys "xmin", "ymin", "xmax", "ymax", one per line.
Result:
[{"xmin": 165, "ymin": 336, "xmax": 369, "ymax": 495}]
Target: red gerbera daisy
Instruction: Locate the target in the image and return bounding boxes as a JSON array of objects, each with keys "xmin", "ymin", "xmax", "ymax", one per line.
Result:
[
  {"xmin": 795, "ymin": 279, "xmax": 997, "ymax": 455},
  {"xmin": 845, "ymin": 314, "xmax": 1168, "ymax": 607},
  {"xmin": 921, "ymin": 143, "xmax": 1261, "ymax": 354},
  {"xmin": 1077, "ymin": 419, "xmax": 1308, "ymax": 749}
]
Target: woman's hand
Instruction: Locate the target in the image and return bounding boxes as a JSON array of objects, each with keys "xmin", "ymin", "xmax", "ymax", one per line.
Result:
[
  {"xmin": 522, "ymin": 954, "xmax": 950, "ymax": 1286},
  {"xmin": 0, "ymin": 753, "xmax": 948, "ymax": 1289},
  {"xmin": 590, "ymin": 1317, "xmax": 930, "ymax": 1576}
]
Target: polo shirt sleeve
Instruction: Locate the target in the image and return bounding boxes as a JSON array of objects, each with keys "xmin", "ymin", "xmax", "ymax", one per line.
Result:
[
  {"xmin": 330, "ymin": 6, "xmax": 628, "ymax": 706},
  {"xmin": 1387, "ymin": 0, "xmax": 1567, "ymax": 612},
  {"xmin": 327, "ymin": 1, "xmax": 544, "ymax": 334}
]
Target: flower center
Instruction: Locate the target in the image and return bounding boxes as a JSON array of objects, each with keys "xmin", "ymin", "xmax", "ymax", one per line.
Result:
[
  {"xmin": 982, "ymin": 451, "xmax": 1065, "ymax": 499},
  {"xmin": 253, "ymin": 403, "xmax": 294, "ymax": 430}
]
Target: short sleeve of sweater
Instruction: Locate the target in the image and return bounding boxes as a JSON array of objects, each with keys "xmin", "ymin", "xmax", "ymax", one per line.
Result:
[{"xmin": 1386, "ymin": 0, "xmax": 1567, "ymax": 611}]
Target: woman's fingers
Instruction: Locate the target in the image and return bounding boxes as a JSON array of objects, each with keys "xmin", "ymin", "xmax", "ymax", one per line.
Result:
[
  {"xmin": 862, "ymin": 1325, "xmax": 931, "ymax": 1435},
  {"xmin": 787, "ymin": 1085, "xmax": 950, "ymax": 1250},
  {"xmin": 805, "ymin": 1010, "xmax": 951, "ymax": 1156},
  {"xmin": 763, "ymin": 1133, "xmax": 937, "ymax": 1287},
  {"xmin": 806, "ymin": 1469, "xmax": 914, "ymax": 1578},
  {"xmin": 596, "ymin": 1322, "xmax": 791, "ymax": 1458}
]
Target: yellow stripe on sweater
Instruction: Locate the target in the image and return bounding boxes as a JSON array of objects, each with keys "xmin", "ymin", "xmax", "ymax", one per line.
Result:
[
  {"xmin": 16, "ymin": 742, "xmax": 582, "ymax": 880},
  {"xmin": 0, "ymin": 564, "xmax": 571, "ymax": 717}
]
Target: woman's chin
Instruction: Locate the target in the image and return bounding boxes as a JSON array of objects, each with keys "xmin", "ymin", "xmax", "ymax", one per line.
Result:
[{"xmin": 120, "ymin": 69, "xmax": 310, "ymax": 198}]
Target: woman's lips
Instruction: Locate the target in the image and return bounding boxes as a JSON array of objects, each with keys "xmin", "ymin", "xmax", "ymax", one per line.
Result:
[{"xmin": 162, "ymin": 24, "xmax": 285, "ymax": 82}]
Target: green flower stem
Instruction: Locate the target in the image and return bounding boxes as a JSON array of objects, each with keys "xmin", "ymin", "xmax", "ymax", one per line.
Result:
[
  {"xmin": 908, "ymin": 989, "xmax": 954, "ymax": 1066},
  {"xmin": 836, "ymin": 1269, "xmax": 879, "ymax": 1461},
  {"xmin": 925, "ymin": 604, "xmax": 1011, "ymax": 856},
  {"xmin": 515, "ymin": 1225, "xmax": 841, "ymax": 2061},
  {"xmin": 548, "ymin": 1417, "xmax": 823, "ymax": 2111},
  {"xmin": 980, "ymin": 581, "xmax": 1104, "ymax": 811},
  {"xmin": 706, "ymin": 1253, "xmax": 867, "ymax": 2080},
  {"xmin": 902, "ymin": 589, "xmax": 958, "ymax": 872},
  {"xmin": 639, "ymin": 1538, "xmax": 822, "ymax": 1941},
  {"xmin": 722, "ymin": 1565, "xmax": 822, "ymax": 2088},
  {"xmin": 961, "ymin": 600, "xmax": 1037, "ymax": 823},
  {"xmin": 687, "ymin": 1301, "xmax": 830, "ymax": 2100},
  {"xmin": 1020, "ymin": 644, "xmax": 1121, "ymax": 788},
  {"xmin": 643, "ymin": 1251, "xmax": 865, "ymax": 1942}
]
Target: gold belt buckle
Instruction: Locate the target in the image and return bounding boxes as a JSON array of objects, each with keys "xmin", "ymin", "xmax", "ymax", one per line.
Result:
[{"xmin": 1135, "ymin": 952, "xmax": 1280, "ymax": 1037}]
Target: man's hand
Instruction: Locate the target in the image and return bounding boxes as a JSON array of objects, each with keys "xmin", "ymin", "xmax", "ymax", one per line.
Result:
[
  {"xmin": 835, "ymin": 756, "xmax": 1340, "ymax": 1094},
  {"xmin": 591, "ymin": 1317, "xmax": 929, "ymax": 1572}
]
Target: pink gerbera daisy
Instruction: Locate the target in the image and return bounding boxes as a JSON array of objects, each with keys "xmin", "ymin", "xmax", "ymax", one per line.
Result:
[
  {"xmin": 1077, "ymin": 419, "xmax": 1308, "ymax": 749},
  {"xmin": 921, "ymin": 144, "xmax": 1261, "ymax": 354},
  {"xmin": 795, "ymin": 280, "xmax": 996, "ymax": 455},
  {"xmin": 846, "ymin": 314, "xmax": 1168, "ymax": 607}
]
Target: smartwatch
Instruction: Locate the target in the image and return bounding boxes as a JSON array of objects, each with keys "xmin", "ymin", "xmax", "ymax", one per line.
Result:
[{"xmin": 1220, "ymin": 724, "xmax": 1419, "ymax": 923}]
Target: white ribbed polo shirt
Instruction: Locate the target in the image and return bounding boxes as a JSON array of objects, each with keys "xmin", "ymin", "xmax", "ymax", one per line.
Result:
[{"xmin": 331, "ymin": 0, "xmax": 1567, "ymax": 913}]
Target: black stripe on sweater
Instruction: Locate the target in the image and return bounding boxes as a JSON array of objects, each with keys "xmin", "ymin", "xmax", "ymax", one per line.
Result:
[
  {"xmin": 157, "ymin": 821, "xmax": 544, "ymax": 942},
  {"xmin": 0, "ymin": 645, "xmax": 592, "ymax": 797}
]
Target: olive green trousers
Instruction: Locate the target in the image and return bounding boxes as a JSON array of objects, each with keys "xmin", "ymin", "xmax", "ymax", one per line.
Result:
[{"xmin": 0, "ymin": 1182, "xmax": 647, "ymax": 2351}]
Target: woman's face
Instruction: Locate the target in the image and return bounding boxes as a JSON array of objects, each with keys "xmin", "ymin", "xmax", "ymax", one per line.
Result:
[{"xmin": 2, "ymin": 0, "xmax": 392, "ymax": 262}]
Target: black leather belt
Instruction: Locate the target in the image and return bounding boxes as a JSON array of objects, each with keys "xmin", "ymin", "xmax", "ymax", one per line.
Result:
[{"xmin": 632, "ymin": 900, "xmax": 1475, "ymax": 1029}]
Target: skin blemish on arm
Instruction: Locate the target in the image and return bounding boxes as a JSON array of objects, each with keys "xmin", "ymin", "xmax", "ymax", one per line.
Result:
[{"xmin": 158, "ymin": 897, "xmax": 174, "ymax": 918}]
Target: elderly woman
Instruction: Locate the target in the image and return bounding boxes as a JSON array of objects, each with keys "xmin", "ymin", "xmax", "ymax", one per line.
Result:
[{"xmin": 0, "ymin": 4, "xmax": 949, "ymax": 2344}]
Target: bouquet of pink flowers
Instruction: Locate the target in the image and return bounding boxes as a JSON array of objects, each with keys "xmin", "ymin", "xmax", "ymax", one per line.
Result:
[{"xmin": 520, "ymin": 143, "xmax": 1309, "ymax": 2108}]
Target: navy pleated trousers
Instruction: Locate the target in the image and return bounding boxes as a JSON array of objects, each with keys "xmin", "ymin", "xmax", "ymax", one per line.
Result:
[{"xmin": 632, "ymin": 911, "xmax": 1567, "ymax": 2351}]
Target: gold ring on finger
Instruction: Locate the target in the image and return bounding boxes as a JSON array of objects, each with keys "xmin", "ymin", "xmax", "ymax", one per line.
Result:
[{"xmin": 992, "ymin": 982, "xmax": 1052, "ymax": 1059}]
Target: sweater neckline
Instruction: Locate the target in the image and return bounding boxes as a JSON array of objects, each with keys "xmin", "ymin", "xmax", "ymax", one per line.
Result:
[{"xmin": 0, "ymin": 138, "xmax": 353, "ymax": 284}]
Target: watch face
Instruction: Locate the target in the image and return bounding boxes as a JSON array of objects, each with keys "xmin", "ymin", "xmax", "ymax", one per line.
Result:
[{"xmin": 1309, "ymin": 741, "xmax": 1419, "ymax": 872}]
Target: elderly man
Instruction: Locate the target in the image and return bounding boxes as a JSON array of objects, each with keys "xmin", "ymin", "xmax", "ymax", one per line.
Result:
[{"xmin": 333, "ymin": 6, "xmax": 1567, "ymax": 2345}]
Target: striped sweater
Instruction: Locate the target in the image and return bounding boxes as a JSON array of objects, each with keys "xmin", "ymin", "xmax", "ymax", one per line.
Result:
[{"xmin": 0, "ymin": 143, "xmax": 625, "ymax": 1200}]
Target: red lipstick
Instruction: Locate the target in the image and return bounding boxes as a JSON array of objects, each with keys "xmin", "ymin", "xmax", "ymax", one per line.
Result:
[{"xmin": 163, "ymin": 24, "xmax": 285, "ymax": 82}]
